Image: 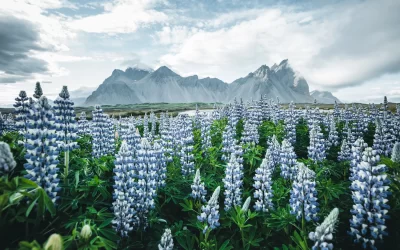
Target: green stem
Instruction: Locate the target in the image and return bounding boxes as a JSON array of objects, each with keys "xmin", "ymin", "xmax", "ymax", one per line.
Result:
[{"xmin": 64, "ymin": 150, "xmax": 69, "ymax": 185}]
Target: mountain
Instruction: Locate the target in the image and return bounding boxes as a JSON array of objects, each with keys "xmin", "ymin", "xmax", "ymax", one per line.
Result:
[
  {"xmin": 69, "ymin": 86, "xmax": 96, "ymax": 106},
  {"xmin": 85, "ymin": 60, "xmax": 338, "ymax": 105},
  {"xmin": 310, "ymin": 90, "xmax": 341, "ymax": 104}
]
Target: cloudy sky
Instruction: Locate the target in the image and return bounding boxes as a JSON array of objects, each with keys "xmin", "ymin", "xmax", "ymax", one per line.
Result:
[{"xmin": 0, "ymin": 0, "xmax": 399, "ymax": 105}]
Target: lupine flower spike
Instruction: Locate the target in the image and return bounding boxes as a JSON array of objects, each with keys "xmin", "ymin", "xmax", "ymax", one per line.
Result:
[
  {"xmin": 309, "ymin": 208, "xmax": 339, "ymax": 250},
  {"xmin": 198, "ymin": 186, "xmax": 221, "ymax": 234},
  {"xmin": 158, "ymin": 228, "xmax": 174, "ymax": 250}
]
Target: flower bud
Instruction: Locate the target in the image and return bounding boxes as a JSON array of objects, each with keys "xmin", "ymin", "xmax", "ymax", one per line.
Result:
[
  {"xmin": 80, "ymin": 224, "xmax": 92, "ymax": 240},
  {"xmin": 44, "ymin": 234, "xmax": 63, "ymax": 250}
]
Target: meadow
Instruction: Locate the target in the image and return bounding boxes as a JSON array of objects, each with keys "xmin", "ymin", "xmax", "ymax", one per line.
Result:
[{"xmin": 1, "ymin": 87, "xmax": 400, "ymax": 250}]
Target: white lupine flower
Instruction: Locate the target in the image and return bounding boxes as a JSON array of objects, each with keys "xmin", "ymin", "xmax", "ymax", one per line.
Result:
[
  {"xmin": 309, "ymin": 208, "xmax": 339, "ymax": 250},
  {"xmin": 158, "ymin": 228, "xmax": 174, "ymax": 250}
]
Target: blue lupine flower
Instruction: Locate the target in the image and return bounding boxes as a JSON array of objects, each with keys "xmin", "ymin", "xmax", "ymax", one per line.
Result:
[
  {"xmin": 91, "ymin": 105, "xmax": 110, "ymax": 158},
  {"xmin": 198, "ymin": 186, "xmax": 221, "ymax": 234},
  {"xmin": 284, "ymin": 102, "xmax": 297, "ymax": 145},
  {"xmin": 338, "ymin": 139, "xmax": 351, "ymax": 162},
  {"xmin": 24, "ymin": 96, "xmax": 61, "ymax": 203},
  {"xmin": 135, "ymin": 138, "xmax": 158, "ymax": 229},
  {"xmin": 290, "ymin": 163, "xmax": 319, "ymax": 222},
  {"xmin": 13, "ymin": 90, "xmax": 30, "ymax": 137},
  {"xmin": 153, "ymin": 140, "xmax": 167, "ymax": 188},
  {"xmin": 158, "ymin": 228, "xmax": 174, "ymax": 250},
  {"xmin": 104, "ymin": 115, "xmax": 116, "ymax": 155},
  {"xmin": 53, "ymin": 86, "xmax": 79, "ymax": 152},
  {"xmin": 0, "ymin": 142, "xmax": 17, "ymax": 175},
  {"xmin": 221, "ymin": 115, "xmax": 236, "ymax": 161},
  {"xmin": 143, "ymin": 113, "xmax": 150, "ymax": 140},
  {"xmin": 160, "ymin": 112, "xmax": 173, "ymax": 161},
  {"xmin": 223, "ymin": 153, "xmax": 243, "ymax": 211},
  {"xmin": 253, "ymin": 149, "xmax": 274, "ymax": 212},
  {"xmin": 349, "ymin": 138, "xmax": 368, "ymax": 181},
  {"xmin": 349, "ymin": 147, "xmax": 390, "ymax": 250},
  {"xmin": 280, "ymin": 139, "xmax": 298, "ymax": 180},
  {"xmin": 309, "ymin": 208, "xmax": 339, "ymax": 250},
  {"xmin": 77, "ymin": 112, "xmax": 90, "ymax": 136},
  {"xmin": 241, "ymin": 118, "xmax": 259, "ymax": 146},
  {"xmin": 112, "ymin": 141, "xmax": 137, "ymax": 237},
  {"xmin": 308, "ymin": 122, "xmax": 326, "ymax": 163},
  {"xmin": 191, "ymin": 169, "xmax": 207, "ymax": 202},
  {"xmin": 326, "ymin": 119, "xmax": 339, "ymax": 150},
  {"xmin": 200, "ymin": 113, "xmax": 212, "ymax": 152},
  {"xmin": 267, "ymin": 135, "xmax": 281, "ymax": 166},
  {"xmin": 179, "ymin": 115, "xmax": 195, "ymax": 176}
]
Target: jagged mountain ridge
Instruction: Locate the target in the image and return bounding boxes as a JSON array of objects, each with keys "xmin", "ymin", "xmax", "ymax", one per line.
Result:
[{"xmin": 85, "ymin": 60, "xmax": 340, "ymax": 105}]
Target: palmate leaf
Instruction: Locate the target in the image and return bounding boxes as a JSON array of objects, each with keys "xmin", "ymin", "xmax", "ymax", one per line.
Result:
[{"xmin": 266, "ymin": 205, "xmax": 296, "ymax": 231}]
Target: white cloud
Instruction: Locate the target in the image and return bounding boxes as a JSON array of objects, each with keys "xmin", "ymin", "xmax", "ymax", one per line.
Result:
[
  {"xmin": 155, "ymin": 26, "xmax": 199, "ymax": 45},
  {"xmin": 69, "ymin": 0, "xmax": 168, "ymax": 34},
  {"xmin": 158, "ymin": 0, "xmax": 400, "ymax": 93}
]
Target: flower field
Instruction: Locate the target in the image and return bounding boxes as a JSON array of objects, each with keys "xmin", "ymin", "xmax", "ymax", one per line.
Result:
[{"xmin": 1, "ymin": 84, "xmax": 400, "ymax": 250}]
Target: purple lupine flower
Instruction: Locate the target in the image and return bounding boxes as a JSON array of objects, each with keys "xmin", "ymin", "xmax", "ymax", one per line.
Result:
[
  {"xmin": 253, "ymin": 149, "xmax": 274, "ymax": 212},
  {"xmin": 223, "ymin": 153, "xmax": 243, "ymax": 211},
  {"xmin": 290, "ymin": 163, "xmax": 319, "ymax": 222}
]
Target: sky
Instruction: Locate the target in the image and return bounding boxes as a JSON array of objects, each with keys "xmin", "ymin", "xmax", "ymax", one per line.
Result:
[{"xmin": 0, "ymin": 0, "xmax": 399, "ymax": 105}]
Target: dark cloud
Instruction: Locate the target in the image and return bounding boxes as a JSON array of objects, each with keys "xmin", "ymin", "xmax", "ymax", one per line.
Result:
[{"xmin": 0, "ymin": 15, "xmax": 50, "ymax": 84}]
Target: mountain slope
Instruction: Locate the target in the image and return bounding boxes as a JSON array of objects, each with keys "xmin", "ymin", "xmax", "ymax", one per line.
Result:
[
  {"xmin": 311, "ymin": 90, "xmax": 341, "ymax": 104},
  {"xmin": 85, "ymin": 60, "xmax": 338, "ymax": 105}
]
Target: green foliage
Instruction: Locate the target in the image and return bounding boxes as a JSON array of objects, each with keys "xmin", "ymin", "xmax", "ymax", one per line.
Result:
[{"xmin": 1, "ymin": 114, "xmax": 400, "ymax": 250}]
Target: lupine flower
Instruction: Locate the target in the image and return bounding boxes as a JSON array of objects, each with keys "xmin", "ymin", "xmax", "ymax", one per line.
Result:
[
  {"xmin": 158, "ymin": 228, "xmax": 174, "ymax": 250},
  {"xmin": 349, "ymin": 138, "xmax": 368, "ymax": 181},
  {"xmin": 160, "ymin": 112, "xmax": 173, "ymax": 162},
  {"xmin": 180, "ymin": 115, "xmax": 195, "ymax": 176},
  {"xmin": 267, "ymin": 135, "xmax": 281, "ymax": 166},
  {"xmin": 198, "ymin": 186, "xmax": 221, "ymax": 234},
  {"xmin": 104, "ymin": 115, "xmax": 116, "ymax": 155},
  {"xmin": 290, "ymin": 163, "xmax": 319, "ymax": 222},
  {"xmin": 24, "ymin": 96, "xmax": 61, "ymax": 203},
  {"xmin": 191, "ymin": 169, "xmax": 207, "ymax": 202},
  {"xmin": 309, "ymin": 208, "xmax": 339, "ymax": 250},
  {"xmin": 80, "ymin": 224, "xmax": 93, "ymax": 240},
  {"xmin": 373, "ymin": 119, "xmax": 385, "ymax": 156},
  {"xmin": 112, "ymin": 141, "xmax": 137, "ymax": 236},
  {"xmin": 0, "ymin": 142, "xmax": 17, "ymax": 175},
  {"xmin": 33, "ymin": 82, "xmax": 43, "ymax": 99},
  {"xmin": 223, "ymin": 153, "xmax": 243, "ymax": 211},
  {"xmin": 253, "ymin": 150, "xmax": 274, "ymax": 212},
  {"xmin": 143, "ymin": 113, "xmax": 150, "ymax": 140},
  {"xmin": 349, "ymin": 147, "xmax": 390, "ymax": 250},
  {"xmin": 338, "ymin": 139, "xmax": 351, "ymax": 162},
  {"xmin": 308, "ymin": 122, "xmax": 326, "ymax": 163},
  {"xmin": 91, "ymin": 105, "xmax": 110, "ymax": 158},
  {"xmin": 13, "ymin": 90, "xmax": 29, "ymax": 137},
  {"xmin": 78, "ymin": 112, "xmax": 90, "ymax": 136},
  {"xmin": 153, "ymin": 141, "xmax": 167, "ymax": 187},
  {"xmin": 44, "ymin": 234, "xmax": 63, "ymax": 250},
  {"xmin": 241, "ymin": 118, "xmax": 259, "ymax": 146},
  {"xmin": 221, "ymin": 116, "xmax": 236, "ymax": 161},
  {"xmin": 326, "ymin": 119, "xmax": 339, "ymax": 150},
  {"xmin": 391, "ymin": 142, "xmax": 400, "ymax": 163},
  {"xmin": 280, "ymin": 139, "xmax": 298, "ymax": 180},
  {"xmin": 284, "ymin": 102, "xmax": 297, "ymax": 145},
  {"xmin": 200, "ymin": 113, "xmax": 212, "ymax": 152},
  {"xmin": 53, "ymin": 86, "xmax": 79, "ymax": 152},
  {"xmin": 241, "ymin": 197, "xmax": 251, "ymax": 212},
  {"xmin": 0, "ymin": 112, "xmax": 4, "ymax": 135},
  {"xmin": 135, "ymin": 138, "xmax": 158, "ymax": 229}
]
